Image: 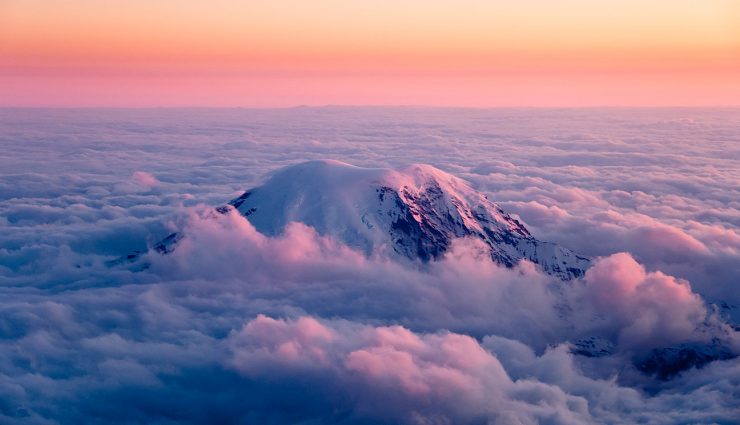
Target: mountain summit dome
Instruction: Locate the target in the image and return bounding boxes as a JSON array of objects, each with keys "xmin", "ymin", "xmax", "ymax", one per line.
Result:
[{"xmin": 221, "ymin": 160, "xmax": 590, "ymax": 279}]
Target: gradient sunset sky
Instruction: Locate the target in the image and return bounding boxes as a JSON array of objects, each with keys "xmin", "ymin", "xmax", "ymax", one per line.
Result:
[{"xmin": 1, "ymin": 0, "xmax": 738, "ymax": 107}]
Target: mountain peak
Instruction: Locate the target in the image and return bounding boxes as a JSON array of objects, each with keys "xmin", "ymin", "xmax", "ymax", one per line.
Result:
[{"xmin": 226, "ymin": 161, "xmax": 590, "ymax": 279}]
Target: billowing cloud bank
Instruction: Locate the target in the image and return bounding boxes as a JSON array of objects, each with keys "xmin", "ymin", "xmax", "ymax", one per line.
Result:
[{"xmin": 0, "ymin": 108, "xmax": 738, "ymax": 423}]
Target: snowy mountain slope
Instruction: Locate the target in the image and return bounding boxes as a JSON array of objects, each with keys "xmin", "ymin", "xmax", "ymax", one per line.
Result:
[{"xmin": 221, "ymin": 160, "xmax": 590, "ymax": 279}]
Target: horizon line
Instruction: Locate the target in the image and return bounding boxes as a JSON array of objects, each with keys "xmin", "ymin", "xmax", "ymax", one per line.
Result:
[{"xmin": 2, "ymin": 104, "xmax": 740, "ymax": 110}]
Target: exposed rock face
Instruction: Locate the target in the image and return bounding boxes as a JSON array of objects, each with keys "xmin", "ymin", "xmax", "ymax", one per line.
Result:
[{"xmin": 635, "ymin": 340, "xmax": 736, "ymax": 380}]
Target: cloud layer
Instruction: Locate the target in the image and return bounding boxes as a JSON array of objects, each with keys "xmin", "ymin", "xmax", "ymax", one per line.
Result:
[{"xmin": 0, "ymin": 107, "xmax": 738, "ymax": 423}]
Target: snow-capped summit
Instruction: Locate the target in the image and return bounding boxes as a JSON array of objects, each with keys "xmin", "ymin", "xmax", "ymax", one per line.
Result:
[{"xmin": 221, "ymin": 160, "xmax": 590, "ymax": 279}]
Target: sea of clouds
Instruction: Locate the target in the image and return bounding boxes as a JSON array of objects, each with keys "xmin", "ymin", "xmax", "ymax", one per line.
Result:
[{"xmin": 0, "ymin": 107, "xmax": 738, "ymax": 424}]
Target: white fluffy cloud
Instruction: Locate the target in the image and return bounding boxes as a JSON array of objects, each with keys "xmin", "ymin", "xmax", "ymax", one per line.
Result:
[
  {"xmin": 227, "ymin": 315, "xmax": 593, "ymax": 424},
  {"xmin": 577, "ymin": 253, "xmax": 709, "ymax": 350}
]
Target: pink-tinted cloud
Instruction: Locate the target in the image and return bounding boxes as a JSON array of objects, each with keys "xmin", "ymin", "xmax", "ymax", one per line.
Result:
[
  {"xmin": 579, "ymin": 253, "xmax": 709, "ymax": 349},
  {"xmin": 131, "ymin": 171, "xmax": 159, "ymax": 187},
  {"xmin": 227, "ymin": 315, "xmax": 590, "ymax": 424}
]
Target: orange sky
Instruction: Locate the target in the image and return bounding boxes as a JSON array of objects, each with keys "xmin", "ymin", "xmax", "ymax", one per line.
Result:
[{"xmin": 1, "ymin": 0, "xmax": 738, "ymax": 107}]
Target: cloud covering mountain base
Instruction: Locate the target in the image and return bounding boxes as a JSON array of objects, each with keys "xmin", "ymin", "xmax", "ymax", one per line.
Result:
[{"xmin": 0, "ymin": 107, "xmax": 738, "ymax": 424}]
